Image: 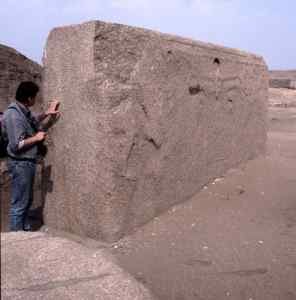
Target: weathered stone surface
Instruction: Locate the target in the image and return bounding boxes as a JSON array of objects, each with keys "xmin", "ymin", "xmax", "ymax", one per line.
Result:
[
  {"xmin": 1, "ymin": 232, "xmax": 156, "ymax": 300},
  {"xmin": 269, "ymin": 70, "xmax": 296, "ymax": 89},
  {"xmin": 43, "ymin": 21, "xmax": 268, "ymax": 242},
  {"xmin": 0, "ymin": 44, "xmax": 43, "ymax": 111}
]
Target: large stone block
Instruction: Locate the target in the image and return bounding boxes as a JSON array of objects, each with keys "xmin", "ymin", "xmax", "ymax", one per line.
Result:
[{"xmin": 43, "ymin": 21, "xmax": 268, "ymax": 242}]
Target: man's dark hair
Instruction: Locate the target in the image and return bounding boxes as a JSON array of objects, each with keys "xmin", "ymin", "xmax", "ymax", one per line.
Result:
[{"xmin": 15, "ymin": 81, "xmax": 39, "ymax": 103}]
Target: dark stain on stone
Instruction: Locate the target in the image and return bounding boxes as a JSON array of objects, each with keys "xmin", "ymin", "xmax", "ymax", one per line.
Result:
[
  {"xmin": 135, "ymin": 274, "xmax": 148, "ymax": 284},
  {"xmin": 94, "ymin": 33, "xmax": 108, "ymax": 41},
  {"xmin": 238, "ymin": 188, "xmax": 245, "ymax": 195},
  {"xmin": 285, "ymin": 291, "xmax": 296, "ymax": 300},
  {"xmin": 113, "ymin": 128, "xmax": 126, "ymax": 135},
  {"xmin": 213, "ymin": 58, "xmax": 221, "ymax": 65},
  {"xmin": 140, "ymin": 102, "xmax": 149, "ymax": 117},
  {"xmin": 222, "ymin": 268, "xmax": 268, "ymax": 277},
  {"xmin": 189, "ymin": 84, "xmax": 203, "ymax": 95},
  {"xmin": 184, "ymin": 259, "xmax": 213, "ymax": 267}
]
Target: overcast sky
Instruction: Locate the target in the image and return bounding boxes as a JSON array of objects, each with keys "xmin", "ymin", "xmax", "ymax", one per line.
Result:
[{"xmin": 0, "ymin": 0, "xmax": 295, "ymax": 69}]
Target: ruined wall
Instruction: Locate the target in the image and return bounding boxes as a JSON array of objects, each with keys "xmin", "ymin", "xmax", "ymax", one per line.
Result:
[
  {"xmin": 43, "ymin": 21, "xmax": 268, "ymax": 242},
  {"xmin": 269, "ymin": 79, "xmax": 296, "ymax": 89},
  {"xmin": 0, "ymin": 44, "xmax": 43, "ymax": 231},
  {"xmin": 0, "ymin": 44, "xmax": 43, "ymax": 111},
  {"xmin": 269, "ymin": 70, "xmax": 296, "ymax": 89},
  {"xmin": 269, "ymin": 70, "xmax": 296, "ymax": 80}
]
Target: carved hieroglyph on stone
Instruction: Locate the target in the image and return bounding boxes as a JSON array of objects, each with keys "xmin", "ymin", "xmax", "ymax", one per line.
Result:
[{"xmin": 43, "ymin": 21, "xmax": 268, "ymax": 242}]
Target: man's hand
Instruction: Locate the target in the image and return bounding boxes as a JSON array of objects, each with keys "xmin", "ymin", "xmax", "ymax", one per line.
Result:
[
  {"xmin": 46, "ymin": 100, "xmax": 60, "ymax": 116},
  {"xmin": 34, "ymin": 131, "xmax": 46, "ymax": 142},
  {"xmin": 21, "ymin": 131, "xmax": 46, "ymax": 149}
]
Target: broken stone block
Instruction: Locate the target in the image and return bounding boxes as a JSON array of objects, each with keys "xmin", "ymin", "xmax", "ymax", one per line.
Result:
[{"xmin": 43, "ymin": 21, "xmax": 268, "ymax": 242}]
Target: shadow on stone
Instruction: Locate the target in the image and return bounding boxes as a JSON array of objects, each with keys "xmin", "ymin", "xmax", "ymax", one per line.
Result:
[
  {"xmin": 0, "ymin": 161, "xmax": 53, "ymax": 232},
  {"xmin": 29, "ymin": 163, "xmax": 53, "ymax": 231}
]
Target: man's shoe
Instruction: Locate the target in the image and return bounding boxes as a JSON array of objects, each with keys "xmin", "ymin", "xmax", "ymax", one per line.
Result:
[{"xmin": 23, "ymin": 224, "xmax": 34, "ymax": 231}]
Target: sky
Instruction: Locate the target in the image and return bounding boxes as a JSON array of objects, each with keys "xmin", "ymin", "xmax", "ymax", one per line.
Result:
[{"xmin": 0, "ymin": 0, "xmax": 295, "ymax": 69}]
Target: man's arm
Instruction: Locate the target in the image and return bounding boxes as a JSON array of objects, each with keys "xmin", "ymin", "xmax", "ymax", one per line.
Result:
[
  {"xmin": 5, "ymin": 114, "xmax": 27, "ymax": 153},
  {"xmin": 35, "ymin": 100, "xmax": 60, "ymax": 124},
  {"xmin": 35, "ymin": 112, "xmax": 49, "ymax": 123},
  {"xmin": 20, "ymin": 132, "xmax": 46, "ymax": 149},
  {"xmin": 5, "ymin": 112, "xmax": 46, "ymax": 153}
]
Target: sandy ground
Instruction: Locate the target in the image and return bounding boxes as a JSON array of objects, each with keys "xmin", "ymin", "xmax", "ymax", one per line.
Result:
[
  {"xmin": 110, "ymin": 90, "xmax": 296, "ymax": 300},
  {"xmin": 269, "ymin": 88, "xmax": 296, "ymax": 108}
]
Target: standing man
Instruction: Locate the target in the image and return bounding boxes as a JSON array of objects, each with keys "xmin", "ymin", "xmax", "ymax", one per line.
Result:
[{"xmin": 2, "ymin": 81, "xmax": 60, "ymax": 231}]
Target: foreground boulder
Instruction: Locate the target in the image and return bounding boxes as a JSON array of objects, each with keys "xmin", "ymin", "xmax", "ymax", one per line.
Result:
[
  {"xmin": 1, "ymin": 232, "xmax": 156, "ymax": 300},
  {"xmin": 43, "ymin": 21, "xmax": 268, "ymax": 242}
]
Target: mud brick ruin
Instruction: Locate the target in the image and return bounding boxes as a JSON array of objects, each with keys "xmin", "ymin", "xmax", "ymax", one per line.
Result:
[
  {"xmin": 42, "ymin": 21, "xmax": 268, "ymax": 242},
  {"xmin": 0, "ymin": 44, "xmax": 43, "ymax": 111}
]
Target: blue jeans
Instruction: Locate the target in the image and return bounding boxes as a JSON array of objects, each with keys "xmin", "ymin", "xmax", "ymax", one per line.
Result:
[{"xmin": 7, "ymin": 159, "xmax": 36, "ymax": 231}]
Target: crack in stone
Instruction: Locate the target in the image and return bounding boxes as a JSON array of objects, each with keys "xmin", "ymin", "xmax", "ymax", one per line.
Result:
[
  {"xmin": 140, "ymin": 102, "xmax": 149, "ymax": 118},
  {"xmin": 145, "ymin": 136, "xmax": 161, "ymax": 150},
  {"xmin": 12, "ymin": 274, "xmax": 112, "ymax": 292},
  {"xmin": 222, "ymin": 268, "xmax": 268, "ymax": 277},
  {"xmin": 184, "ymin": 259, "xmax": 213, "ymax": 267},
  {"xmin": 4, "ymin": 235, "xmax": 47, "ymax": 246},
  {"xmin": 126, "ymin": 140, "xmax": 136, "ymax": 170}
]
